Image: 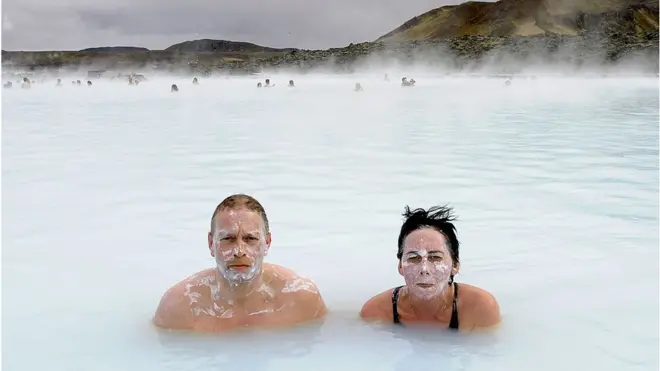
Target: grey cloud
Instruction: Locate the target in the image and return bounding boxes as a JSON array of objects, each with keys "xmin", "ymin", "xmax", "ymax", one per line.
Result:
[{"xmin": 2, "ymin": 0, "xmax": 475, "ymax": 51}]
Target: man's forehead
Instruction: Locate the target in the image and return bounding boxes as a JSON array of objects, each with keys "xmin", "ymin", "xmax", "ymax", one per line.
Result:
[{"xmin": 215, "ymin": 208, "xmax": 265, "ymax": 227}]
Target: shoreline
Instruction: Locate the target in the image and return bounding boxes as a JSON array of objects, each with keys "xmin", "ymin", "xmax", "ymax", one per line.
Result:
[{"xmin": 2, "ymin": 34, "xmax": 659, "ymax": 77}]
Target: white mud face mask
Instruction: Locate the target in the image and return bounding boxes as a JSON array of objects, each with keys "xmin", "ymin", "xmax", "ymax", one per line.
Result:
[
  {"xmin": 401, "ymin": 249, "xmax": 453, "ymax": 300},
  {"xmin": 212, "ymin": 230, "xmax": 266, "ymax": 285}
]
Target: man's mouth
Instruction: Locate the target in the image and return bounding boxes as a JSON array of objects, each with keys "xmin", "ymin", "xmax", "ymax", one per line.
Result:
[
  {"xmin": 228, "ymin": 264, "xmax": 251, "ymax": 270},
  {"xmin": 416, "ymin": 283, "xmax": 435, "ymax": 288}
]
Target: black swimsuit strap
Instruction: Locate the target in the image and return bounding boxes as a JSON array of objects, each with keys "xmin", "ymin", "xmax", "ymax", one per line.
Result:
[
  {"xmin": 392, "ymin": 283, "xmax": 459, "ymax": 329},
  {"xmin": 449, "ymin": 282, "xmax": 460, "ymax": 330},
  {"xmin": 392, "ymin": 286, "xmax": 403, "ymax": 324}
]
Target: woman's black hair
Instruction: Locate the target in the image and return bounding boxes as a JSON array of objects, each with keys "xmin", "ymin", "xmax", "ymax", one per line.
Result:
[{"xmin": 396, "ymin": 205, "xmax": 460, "ymax": 264}]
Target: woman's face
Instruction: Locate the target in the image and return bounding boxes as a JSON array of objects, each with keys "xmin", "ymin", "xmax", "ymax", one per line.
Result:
[{"xmin": 399, "ymin": 228, "xmax": 456, "ymax": 300}]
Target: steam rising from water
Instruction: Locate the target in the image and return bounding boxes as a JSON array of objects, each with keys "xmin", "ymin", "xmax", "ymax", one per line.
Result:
[{"xmin": 4, "ymin": 73, "xmax": 655, "ymax": 119}]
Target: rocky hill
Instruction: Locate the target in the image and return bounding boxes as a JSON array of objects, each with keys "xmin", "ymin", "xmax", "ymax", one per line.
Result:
[
  {"xmin": 1, "ymin": 0, "xmax": 657, "ymax": 75},
  {"xmin": 79, "ymin": 46, "xmax": 150, "ymax": 53},
  {"xmin": 164, "ymin": 39, "xmax": 295, "ymax": 53},
  {"xmin": 378, "ymin": 0, "xmax": 658, "ymax": 42}
]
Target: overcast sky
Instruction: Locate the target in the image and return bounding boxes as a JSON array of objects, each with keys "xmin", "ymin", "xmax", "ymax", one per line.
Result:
[{"xmin": 1, "ymin": 0, "xmax": 468, "ymax": 51}]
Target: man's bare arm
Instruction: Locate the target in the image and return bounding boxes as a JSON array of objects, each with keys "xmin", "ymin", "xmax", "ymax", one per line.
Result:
[
  {"xmin": 153, "ymin": 285, "xmax": 194, "ymax": 330},
  {"xmin": 291, "ymin": 279, "xmax": 328, "ymax": 321}
]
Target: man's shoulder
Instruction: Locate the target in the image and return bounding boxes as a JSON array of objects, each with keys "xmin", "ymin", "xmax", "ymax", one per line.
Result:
[
  {"xmin": 264, "ymin": 263, "xmax": 321, "ymax": 294},
  {"xmin": 264, "ymin": 264, "xmax": 326, "ymax": 317},
  {"xmin": 263, "ymin": 263, "xmax": 301, "ymax": 278},
  {"xmin": 152, "ymin": 269, "xmax": 214, "ymax": 330},
  {"xmin": 153, "ymin": 285, "xmax": 191, "ymax": 329},
  {"xmin": 161, "ymin": 269, "xmax": 215, "ymax": 296}
]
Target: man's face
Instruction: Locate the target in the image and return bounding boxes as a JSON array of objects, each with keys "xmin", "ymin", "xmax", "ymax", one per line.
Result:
[
  {"xmin": 208, "ymin": 208, "xmax": 271, "ymax": 285},
  {"xmin": 398, "ymin": 228, "xmax": 457, "ymax": 300}
]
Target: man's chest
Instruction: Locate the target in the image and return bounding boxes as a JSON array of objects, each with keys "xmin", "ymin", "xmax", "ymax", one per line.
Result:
[{"xmin": 189, "ymin": 300, "xmax": 297, "ymax": 331}]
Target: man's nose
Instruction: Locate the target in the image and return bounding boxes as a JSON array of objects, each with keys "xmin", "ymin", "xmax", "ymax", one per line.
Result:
[{"xmin": 233, "ymin": 242, "xmax": 248, "ymax": 256}]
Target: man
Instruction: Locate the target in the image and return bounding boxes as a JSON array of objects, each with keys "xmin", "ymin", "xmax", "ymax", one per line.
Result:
[
  {"xmin": 360, "ymin": 205, "xmax": 500, "ymax": 331},
  {"xmin": 153, "ymin": 194, "xmax": 327, "ymax": 332}
]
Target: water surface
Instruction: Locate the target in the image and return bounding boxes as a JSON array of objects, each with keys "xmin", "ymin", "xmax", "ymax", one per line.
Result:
[{"xmin": 2, "ymin": 75, "xmax": 658, "ymax": 371}]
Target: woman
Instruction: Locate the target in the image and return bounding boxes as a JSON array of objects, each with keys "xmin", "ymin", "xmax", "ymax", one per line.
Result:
[{"xmin": 360, "ymin": 205, "xmax": 500, "ymax": 331}]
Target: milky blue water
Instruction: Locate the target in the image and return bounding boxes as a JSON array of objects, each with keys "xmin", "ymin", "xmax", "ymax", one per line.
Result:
[{"xmin": 2, "ymin": 75, "xmax": 658, "ymax": 371}]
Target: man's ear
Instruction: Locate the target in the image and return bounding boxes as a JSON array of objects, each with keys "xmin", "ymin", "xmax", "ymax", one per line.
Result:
[
  {"xmin": 208, "ymin": 232, "xmax": 215, "ymax": 257},
  {"xmin": 264, "ymin": 233, "xmax": 272, "ymax": 255}
]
